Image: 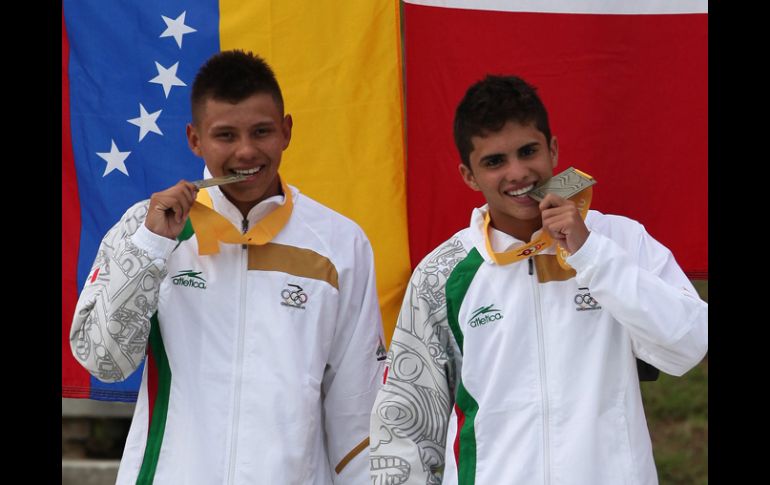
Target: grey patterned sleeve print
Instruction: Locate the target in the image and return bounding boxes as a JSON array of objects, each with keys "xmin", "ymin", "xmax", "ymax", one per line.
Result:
[
  {"xmin": 371, "ymin": 238, "xmax": 467, "ymax": 485},
  {"xmin": 69, "ymin": 201, "xmax": 166, "ymax": 383}
]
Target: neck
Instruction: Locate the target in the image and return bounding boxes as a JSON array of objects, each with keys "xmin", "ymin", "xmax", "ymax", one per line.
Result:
[
  {"xmin": 232, "ymin": 200, "xmax": 255, "ymax": 219},
  {"xmin": 488, "ymin": 210, "xmax": 542, "ymax": 242},
  {"xmin": 225, "ymin": 180, "xmax": 284, "ymax": 219}
]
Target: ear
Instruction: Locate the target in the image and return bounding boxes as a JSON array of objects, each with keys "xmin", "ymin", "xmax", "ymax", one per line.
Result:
[
  {"xmin": 281, "ymin": 114, "xmax": 293, "ymax": 150},
  {"xmin": 549, "ymin": 135, "xmax": 559, "ymax": 169},
  {"xmin": 186, "ymin": 123, "xmax": 202, "ymax": 157},
  {"xmin": 458, "ymin": 163, "xmax": 480, "ymax": 191}
]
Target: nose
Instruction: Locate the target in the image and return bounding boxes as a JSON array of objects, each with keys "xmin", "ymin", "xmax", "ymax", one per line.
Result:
[
  {"xmin": 503, "ymin": 158, "xmax": 531, "ymax": 182},
  {"xmin": 234, "ymin": 138, "xmax": 260, "ymax": 161}
]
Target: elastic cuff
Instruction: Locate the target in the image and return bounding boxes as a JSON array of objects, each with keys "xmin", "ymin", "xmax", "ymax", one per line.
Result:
[
  {"xmin": 566, "ymin": 230, "xmax": 602, "ymax": 271},
  {"xmin": 130, "ymin": 224, "xmax": 177, "ymax": 261}
]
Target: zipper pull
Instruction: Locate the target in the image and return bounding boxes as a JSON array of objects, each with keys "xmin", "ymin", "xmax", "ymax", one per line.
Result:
[
  {"xmin": 241, "ymin": 218, "xmax": 248, "ymax": 249},
  {"xmin": 528, "ymin": 257, "xmax": 533, "ymax": 275}
]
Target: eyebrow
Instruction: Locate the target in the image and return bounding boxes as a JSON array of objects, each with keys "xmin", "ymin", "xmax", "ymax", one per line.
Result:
[
  {"xmin": 480, "ymin": 153, "xmax": 505, "ymax": 164},
  {"xmin": 210, "ymin": 120, "xmax": 276, "ymax": 131},
  {"xmin": 518, "ymin": 142, "xmax": 540, "ymax": 152}
]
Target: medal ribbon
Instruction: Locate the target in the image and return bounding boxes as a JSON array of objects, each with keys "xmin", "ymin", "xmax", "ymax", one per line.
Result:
[
  {"xmin": 188, "ymin": 179, "xmax": 294, "ymax": 255},
  {"xmin": 484, "ymin": 173, "xmax": 593, "ymax": 270}
]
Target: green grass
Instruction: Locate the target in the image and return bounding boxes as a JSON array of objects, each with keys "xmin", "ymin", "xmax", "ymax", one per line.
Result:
[{"xmin": 641, "ymin": 356, "xmax": 708, "ymax": 484}]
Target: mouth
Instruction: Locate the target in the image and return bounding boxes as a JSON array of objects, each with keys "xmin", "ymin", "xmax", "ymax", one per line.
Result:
[
  {"xmin": 229, "ymin": 165, "xmax": 264, "ymax": 180},
  {"xmin": 504, "ymin": 183, "xmax": 535, "ymax": 198}
]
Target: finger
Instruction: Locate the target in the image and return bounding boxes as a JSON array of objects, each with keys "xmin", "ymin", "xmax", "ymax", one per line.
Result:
[
  {"xmin": 178, "ymin": 180, "xmax": 199, "ymax": 203},
  {"xmin": 538, "ymin": 193, "xmax": 567, "ymax": 211},
  {"xmin": 182, "ymin": 185, "xmax": 196, "ymax": 206},
  {"xmin": 542, "ymin": 213, "xmax": 573, "ymax": 238},
  {"xmin": 163, "ymin": 200, "xmax": 181, "ymax": 223},
  {"xmin": 542, "ymin": 211, "xmax": 571, "ymax": 234}
]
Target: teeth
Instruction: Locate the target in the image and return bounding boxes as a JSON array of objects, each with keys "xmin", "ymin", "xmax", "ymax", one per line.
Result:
[
  {"xmin": 232, "ymin": 166, "xmax": 263, "ymax": 176},
  {"xmin": 505, "ymin": 184, "xmax": 534, "ymax": 197}
]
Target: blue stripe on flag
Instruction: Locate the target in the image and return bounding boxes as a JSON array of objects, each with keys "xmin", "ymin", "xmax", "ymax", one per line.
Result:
[{"xmin": 63, "ymin": 0, "xmax": 220, "ymax": 400}]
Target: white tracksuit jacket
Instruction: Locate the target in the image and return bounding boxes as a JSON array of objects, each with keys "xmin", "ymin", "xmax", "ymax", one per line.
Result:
[
  {"xmin": 370, "ymin": 206, "xmax": 708, "ymax": 485},
  {"xmin": 70, "ymin": 183, "xmax": 386, "ymax": 484}
]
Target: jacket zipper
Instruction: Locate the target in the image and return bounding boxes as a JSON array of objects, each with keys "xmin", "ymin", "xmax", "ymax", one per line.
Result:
[
  {"xmin": 226, "ymin": 218, "xmax": 250, "ymax": 484},
  {"xmin": 530, "ymin": 257, "xmax": 551, "ymax": 485}
]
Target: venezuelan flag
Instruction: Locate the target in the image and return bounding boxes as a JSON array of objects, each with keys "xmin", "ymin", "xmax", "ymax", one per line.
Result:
[{"xmin": 62, "ymin": 0, "xmax": 408, "ymax": 401}]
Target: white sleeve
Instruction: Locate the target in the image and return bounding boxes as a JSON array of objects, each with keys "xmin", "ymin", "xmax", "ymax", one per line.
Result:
[
  {"xmin": 567, "ymin": 226, "xmax": 708, "ymax": 376},
  {"xmin": 69, "ymin": 201, "xmax": 176, "ymax": 382},
  {"xmin": 322, "ymin": 231, "xmax": 385, "ymax": 484}
]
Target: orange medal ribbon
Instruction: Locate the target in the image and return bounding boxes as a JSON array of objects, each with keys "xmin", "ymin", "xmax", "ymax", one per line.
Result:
[
  {"xmin": 484, "ymin": 172, "xmax": 594, "ymax": 270},
  {"xmin": 188, "ymin": 179, "xmax": 294, "ymax": 255}
]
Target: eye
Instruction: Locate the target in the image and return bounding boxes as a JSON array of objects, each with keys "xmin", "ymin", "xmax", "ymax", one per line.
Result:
[
  {"xmin": 519, "ymin": 144, "xmax": 538, "ymax": 158},
  {"xmin": 481, "ymin": 155, "xmax": 504, "ymax": 168},
  {"xmin": 253, "ymin": 127, "xmax": 273, "ymax": 137},
  {"xmin": 215, "ymin": 132, "xmax": 234, "ymax": 141}
]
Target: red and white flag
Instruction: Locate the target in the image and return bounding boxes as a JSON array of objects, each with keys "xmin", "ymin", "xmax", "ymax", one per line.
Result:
[{"xmin": 403, "ymin": 0, "xmax": 708, "ymax": 277}]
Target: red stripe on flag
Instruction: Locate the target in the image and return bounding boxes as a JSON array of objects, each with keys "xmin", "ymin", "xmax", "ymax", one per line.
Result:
[
  {"xmin": 404, "ymin": 4, "xmax": 707, "ymax": 277},
  {"xmin": 61, "ymin": 9, "xmax": 89, "ymax": 395}
]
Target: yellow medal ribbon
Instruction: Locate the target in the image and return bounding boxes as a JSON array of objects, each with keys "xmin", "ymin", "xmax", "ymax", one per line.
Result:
[
  {"xmin": 484, "ymin": 173, "xmax": 593, "ymax": 270},
  {"xmin": 188, "ymin": 179, "xmax": 294, "ymax": 255}
]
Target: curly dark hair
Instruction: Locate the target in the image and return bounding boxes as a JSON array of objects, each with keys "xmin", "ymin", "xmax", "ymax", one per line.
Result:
[{"xmin": 453, "ymin": 75, "xmax": 551, "ymax": 167}]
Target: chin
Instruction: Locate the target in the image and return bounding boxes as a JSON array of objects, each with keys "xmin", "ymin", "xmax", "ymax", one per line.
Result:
[{"xmin": 513, "ymin": 210, "xmax": 542, "ymax": 221}]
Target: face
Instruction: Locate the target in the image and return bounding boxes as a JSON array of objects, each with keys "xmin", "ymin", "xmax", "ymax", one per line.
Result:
[
  {"xmin": 459, "ymin": 120, "xmax": 558, "ymax": 239},
  {"xmin": 187, "ymin": 93, "xmax": 292, "ymax": 215}
]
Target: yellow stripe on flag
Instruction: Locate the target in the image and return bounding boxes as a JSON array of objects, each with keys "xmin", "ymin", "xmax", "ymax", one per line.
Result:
[{"xmin": 219, "ymin": 0, "xmax": 409, "ymax": 344}]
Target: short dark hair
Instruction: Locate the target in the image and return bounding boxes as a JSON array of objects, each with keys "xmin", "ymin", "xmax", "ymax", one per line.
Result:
[
  {"xmin": 453, "ymin": 75, "xmax": 551, "ymax": 167},
  {"xmin": 191, "ymin": 50, "xmax": 284, "ymax": 124}
]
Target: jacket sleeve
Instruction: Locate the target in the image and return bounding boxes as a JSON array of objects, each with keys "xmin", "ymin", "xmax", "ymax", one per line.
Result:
[
  {"xmin": 567, "ymin": 222, "xmax": 708, "ymax": 376},
  {"xmin": 370, "ymin": 244, "xmax": 461, "ymax": 485},
  {"xmin": 69, "ymin": 201, "xmax": 177, "ymax": 383},
  {"xmin": 322, "ymin": 230, "xmax": 386, "ymax": 485}
]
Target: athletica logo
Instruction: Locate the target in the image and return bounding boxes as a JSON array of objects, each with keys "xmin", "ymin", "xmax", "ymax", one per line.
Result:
[
  {"xmin": 468, "ymin": 304, "xmax": 504, "ymax": 328},
  {"xmin": 281, "ymin": 283, "xmax": 308, "ymax": 309},
  {"xmin": 574, "ymin": 287, "xmax": 601, "ymax": 311},
  {"xmin": 172, "ymin": 270, "xmax": 207, "ymax": 290}
]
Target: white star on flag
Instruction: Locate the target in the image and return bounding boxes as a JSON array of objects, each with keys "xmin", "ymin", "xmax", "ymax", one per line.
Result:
[
  {"xmin": 160, "ymin": 11, "xmax": 196, "ymax": 49},
  {"xmin": 127, "ymin": 103, "xmax": 163, "ymax": 141},
  {"xmin": 96, "ymin": 140, "xmax": 131, "ymax": 176},
  {"xmin": 149, "ymin": 61, "xmax": 186, "ymax": 98}
]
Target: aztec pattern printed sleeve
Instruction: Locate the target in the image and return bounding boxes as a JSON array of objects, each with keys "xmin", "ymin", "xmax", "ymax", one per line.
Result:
[
  {"xmin": 69, "ymin": 201, "xmax": 175, "ymax": 383},
  {"xmin": 371, "ymin": 238, "xmax": 467, "ymax": 485}
]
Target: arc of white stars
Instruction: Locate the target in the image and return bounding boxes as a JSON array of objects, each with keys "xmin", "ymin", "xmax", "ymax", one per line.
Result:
[
  {"xmin": 149, "ymin": 61, "xmax": 186, "ymax": 98},
  {"xmin": 127, "ymin": 104, "xmax": 163, "ymax": 141},
  {"xmin": 160, "ymin": 11, "xmax": 196, "ymax": 49},
  {"xmin": 96, "ymin": 140, "xmax": 131, "ymax": 176}
]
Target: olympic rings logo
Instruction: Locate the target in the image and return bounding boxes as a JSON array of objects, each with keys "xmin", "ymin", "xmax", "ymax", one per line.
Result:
[
  {"xmin": 574, "ymin": 294, "xmax": 598, "ymax": 307},
  {"xmin": 281, "ymin": 284, "xmax": 308, "ymax": 307},
  {"xmin": 574, "ymin": 288, "xmax": 601, "ymax": 311}
]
